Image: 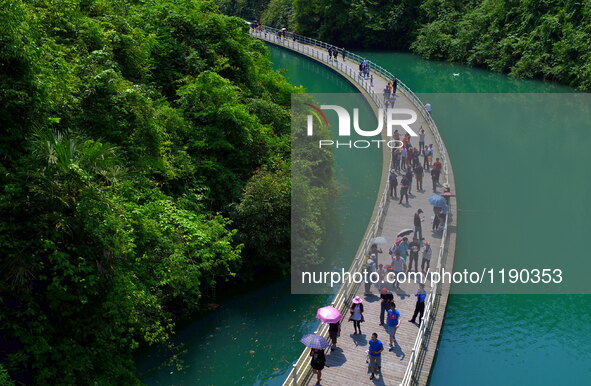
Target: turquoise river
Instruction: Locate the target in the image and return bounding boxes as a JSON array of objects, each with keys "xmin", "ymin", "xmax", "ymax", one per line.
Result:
[{"xmin": 136, "ymin": 46, "xmax": 591, "ymax": 385}]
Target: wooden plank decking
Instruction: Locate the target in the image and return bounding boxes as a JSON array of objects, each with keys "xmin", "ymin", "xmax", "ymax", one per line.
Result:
[{"xmin": 251, "ymin": 29, "xmax": 458, "ymax": 386}]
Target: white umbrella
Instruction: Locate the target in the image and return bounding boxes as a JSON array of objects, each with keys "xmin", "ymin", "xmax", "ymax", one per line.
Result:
[{"xmin": 372, "ymin": 236, "xmax": 388, "ymax": 244}]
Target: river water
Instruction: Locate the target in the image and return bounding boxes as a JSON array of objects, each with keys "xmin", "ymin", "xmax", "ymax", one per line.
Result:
[{"xmin": 137, "ymin": 47, "xmax": 591, "ymax": 385}]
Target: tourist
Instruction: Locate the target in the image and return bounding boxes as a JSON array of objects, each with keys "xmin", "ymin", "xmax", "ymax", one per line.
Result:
[
  {"xmin": 409, "ymin": 283, "xmax": 427, "ymax": 324},
  {"xmin": 408, "ymin": 237, "xmax": 420, "ymax": 272},
  {"xmin": 433, "ymin": 158, "xmax": 442, "ymax": 184},
  {"xmin": 394, "ymin": 148, "xmax": 401, "ymax": 171},
  {"xmin": 383, "ymin": 85, "xmax": 390, "ymax": 103},
  {"xmin": 349, "ymin": 296, "xmax": 364, "ymax": 334},
  {"xmin": 431, "ymin": 167, "xmax": 438, "ymax": 193},
  {"xmin": 392, "ymin": 77, "xmax": 398, "ymax": 94},
  {"xmin": 368, "ymin": 333, "xmax": 384, "ymax": 380},
  {"xmin": 425, "ymin": 102, "xmax": 432, "ymax": 116},
  {"xmin": 388, "ymin": 92, "xmax": 397, "ymax": 107},
  {"xmin": 370, "ymin": 74, "xmax": 374, "ymax": 87},
  {"xmin": 414, "ymin": 163, "xmax": 424, "ymax": 191},
  {"xmin": 364, "ymin": 257, "xmax": 376, "ymax": 294},
  {"xmin": 400, "ymin": 146, "xmax": 407, "ymax": 170},
  {"xmin": 406, "ymin": 144, "xmax": 413, "ymax": 166},
  {"xmin": 405, "ymin": 167, "xmax": 413, "ymax": 195},
  {"xmin": 341, "ymin": 48, "xmax": 346, "ymax": 61},
  {"xmin": 379, "ymin": 287, "xmax": 394, "ymax": 326},
  {"xmin": 412, "ymin": 148, "xmax": 420, "ymax": 168},
  {"xmin": 398, "ymin": 237, "xmax": 409, "ymax": 259},
  {"xmin": 421, "ymin": 241, "xmax": 432, "ymax": 272},
  {"xmin": 402, "ymin": 133, "xmax": 410, "ymax": 148},
  {"xmin": 328, "ymin": 321, "xmax": 340, "ymax": 351},
  {"xmin": 310, "ymin": 348, "xmax": 326, "ymax": 385},
  {"xmin": 422, "ymin": 146, "xmax": 431, "ymax": 170},
  {"xmin": 391, "ymin": 250, "xmax": 406, "ymax": 290},
  {"xmin": 393, "ymin": 129, "xmax": 400, "ymax": 141},
  {"xmin": 389, "ymin": 169, "xmax": 398, "ymax": 199},
  {"xmin": 432, "ymin": 205, "xmax": 441, "ymax": 231},
  {"xmin": 387, "ymin": 302, "xmax": 401, "ymax": 350},
  {"xmin": 399, "ymin": 175, "xmax": 409, "ymax": 205},
  {"xmin": 369, "ymin": 243, "xmax": 383, "ymax": 265},
  {"xmin": 419, "ymin": 128, "xmax": 426, "ymax": 151},
  {"xmin": 414, "ymin": 209, "xmax": 424, "ymax": 241}
]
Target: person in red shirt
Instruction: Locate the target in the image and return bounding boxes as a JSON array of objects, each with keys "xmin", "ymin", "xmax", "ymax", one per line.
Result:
[{"xmin": 432, "ymin": 158, "xmax": 442, "ymax": 185}]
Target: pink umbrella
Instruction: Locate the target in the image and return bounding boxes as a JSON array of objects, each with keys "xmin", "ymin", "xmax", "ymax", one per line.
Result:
[
  {"xmin": 441, "ymin": 191, "xmax": 456, "ymax": 197},
  {"xmin": 316, "ymin": 306, "xmax": 342, "ymax": 324}
]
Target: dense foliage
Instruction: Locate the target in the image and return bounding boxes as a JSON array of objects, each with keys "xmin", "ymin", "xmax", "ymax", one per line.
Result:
[
  {"xmin": 239, "ymin": 0, "xmax": 591, "ymax": 90},
  {"xmin": 0, "ymin": 0, "xmax": 333, "ymax": 383}
]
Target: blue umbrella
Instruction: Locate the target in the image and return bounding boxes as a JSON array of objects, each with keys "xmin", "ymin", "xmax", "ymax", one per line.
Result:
[
  {"xmin": 300, "ymin": 334, "xmax": 330, "ymax": 349},
  {"xmin": 428, "ymin": 194, "xmax": 446, "ymax": 207}
]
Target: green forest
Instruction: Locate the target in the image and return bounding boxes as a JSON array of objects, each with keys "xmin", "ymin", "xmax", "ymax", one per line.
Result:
[
  {"xmin": 0, "ymin": 0, "xmax": 333, "ymax": 383},
  {"xmin": 225, "ymin": 0, "xmax": 591, "ymax": 90},
  {"xmin": 2, "ymin": 0, "xmax": 590, "ymax": 384}
]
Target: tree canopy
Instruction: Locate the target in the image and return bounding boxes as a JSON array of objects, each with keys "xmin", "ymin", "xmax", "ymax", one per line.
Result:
[{"xmin": 0, "ymin": 0, "xmax": 333, "ymax": 383}]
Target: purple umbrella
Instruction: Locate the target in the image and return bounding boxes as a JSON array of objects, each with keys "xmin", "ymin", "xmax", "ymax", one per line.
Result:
[
  {"xmin": 316, "ymin": 306, "xmax": 342, "ymax": 324},
  {"xmin": 300, "ymin": 334, "xmax": 330, "ymax": 349}
]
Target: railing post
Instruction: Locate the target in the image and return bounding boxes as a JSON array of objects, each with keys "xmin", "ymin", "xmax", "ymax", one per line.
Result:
[{"xmin": 292, "ymin": 363, "xmax": 297, "ymax": 386}]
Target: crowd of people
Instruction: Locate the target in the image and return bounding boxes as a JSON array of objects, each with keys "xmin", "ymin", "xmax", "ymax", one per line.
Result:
[
  {"xmin": 253, "ymin": 28, "xmax": 449, "ymax": 383},
  {"xmin": 327, "ymin": 45, "xmax": 346, "ymax": 62},
  {"xmin": 311, "ymin": 280, "xmax": 428, "ymax": 383}
]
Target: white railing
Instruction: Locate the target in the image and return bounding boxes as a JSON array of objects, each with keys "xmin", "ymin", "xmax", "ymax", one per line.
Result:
[{"xmin": 249, "ymin": 26, "xmax": 452, "ymax": 386}]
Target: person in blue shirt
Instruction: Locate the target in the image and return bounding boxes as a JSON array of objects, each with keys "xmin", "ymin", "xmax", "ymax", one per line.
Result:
[
  {"xmin": 409, "ymin": 283, "xmax": 427, "ymax": 324},
  {"xmin": 368, "ymin": 333, "xmax": 384, "ymax": 380},
  {"xmin": 386, "ymin": 303, "xmax": 401, "ymax": 350},
  {"xmin": 398, "ymin": 237, "xmax": 409, "ymax": 259}
]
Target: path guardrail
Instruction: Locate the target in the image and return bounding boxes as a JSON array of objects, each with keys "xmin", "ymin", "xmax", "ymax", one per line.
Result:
[{"xmin": 249, "ymin": 26, "xmax": 452, "ymax": 386}]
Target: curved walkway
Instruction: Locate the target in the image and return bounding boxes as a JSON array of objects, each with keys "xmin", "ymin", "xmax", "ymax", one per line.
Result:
[{"xmin": 251, "ymin": 28, "xmax": 457, "ymax": 386}]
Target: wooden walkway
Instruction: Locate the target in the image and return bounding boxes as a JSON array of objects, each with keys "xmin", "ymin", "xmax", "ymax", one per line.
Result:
[{"xmin": 251, "ymin": 30, "xmax": 458, "ymax": 386}]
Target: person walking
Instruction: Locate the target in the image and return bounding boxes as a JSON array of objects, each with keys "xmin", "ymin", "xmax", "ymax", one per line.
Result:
[
  {"xmin": 350, "ymin": 297, "xmax": 364, "ymax": 334},
  {"xmin": 386, "ymin": 303, "xmax": 401, "ymax": 350},
  {"xmin": 379, "ymin": 287, "xmax": 394, "ymax": 326},
  {"xmin": 414, "ymin": 164, "xmax": 424, "ymax": 191},
  {"xmin": 328, "ymin": 321, "xmax": 340, "ymax": 351},
  {"xmin": 414, "ymin": 209, "xmax": 424, "ymax": 241},
  {"xmin": 310, "ymin": 348, "xmax": 326, "ymax": 385},
  {"xmin": 421, "ymin": 241, "xmax": 432, "ymax": 272},
  {"xmin": 368, "ymin": 333, "xmax": 384, "ymax": 380},
  {"xmin": 392, "ymin": 77, "xmax": 398, "ymax": 94},
  {"xmin": 388, "ymin": 169, "xmax": 398, "ymax": 199},
  {"xmin": 408, "ymin": 237, "xmax": 420, "ymax": 272},
  {"xmin": 399, "ymin": 175, "xmax": 409, "ymax": 205},
  {"xmin": 341, "ymin": 48, "xmax": 346, "ymax": 61},
  {"xmin": 425, "ymin": 102, "xmax": 432, "ymax": 116},
  {"xmin": 409, "ymin": 283, "xmax": 427, "ymax": 324}
]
